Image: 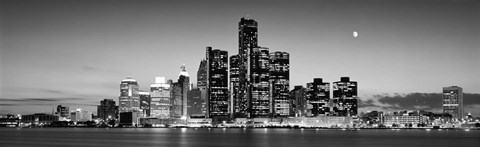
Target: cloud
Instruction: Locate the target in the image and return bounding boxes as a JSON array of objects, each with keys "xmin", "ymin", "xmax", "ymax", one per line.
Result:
[{"xmin": 1, "ymin": 97, "xmax": 87, "ymax": 102}]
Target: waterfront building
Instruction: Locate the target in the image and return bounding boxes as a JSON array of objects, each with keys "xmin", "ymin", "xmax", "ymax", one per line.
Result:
[
  {"xmin": 306, "ymin": 78, "xmax": 330, "ymax": 117},
  {"xmin": 187, "ymin": 88, "xmax": 204, "ymax": 117},
  {"xmin": 197, "ymin": 60, "xmax": 208, "ymax": 117},
  {"xmin": 442, "ymin": 86, "xmax": 464, "ymax": 120},
  {"xmin": 290, "ymin": 86, "xmax": 308, "ymax": 117},
  {"xmin": 70, "ymin": 109, "xmax": 92, "ymax": 122},
  {"xmin": 332, "ymin": 77, "xmax": 358, "ymax": 117},
  {"xmin": 97, "ymin": 99, "xmax": 117, "ymax": 121},
  {"xmin": 21, "ymin": 113, "xmax": 58, "ymax": 125},
  {"xmin": 250, "ymin": 46, "xmax": 271, "ymax": 118},
  {"xmin": 269, "ymin": 51, "xmax": 290, "ymax": 117},
  {"xmin": 56, "ymin": 105, "xmax": 69, "ymax": 118},
  {"xmin": 206, "ymin": 47, "xmax": 229, "ymax": 118},
  {"xmin": 230, "ymin": 55, "xmax": 243, "ymax": 117},
  {"xmin": 382, "ymin": 114, "xmax": 428, "ymax": 127},
  {"xmin": 119, "ymin": 77, "xmax": 140, "ymax": 113},
  {"xmin": 150, "ymin": 77, "xmax": 171, "ymax": 118},
  {"xmin": 170, "ymin": 66, "xmax": 190, "ymax": 118},
  {"xmin": 139, "ymin": 91, "xmax": 151, "ymax": 117}
]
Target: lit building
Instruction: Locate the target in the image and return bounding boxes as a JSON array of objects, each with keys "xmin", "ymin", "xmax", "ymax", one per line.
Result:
[
  {"xmin": 197, "ymin": 60, "xmax": 208, "ymax": 117},
  {"xmin": 382, "ymin": 114, "xmax": 428, "ymax": 127},
  {"xmin": 21, "ymin": 113, "xmax": 58, "ymax": 125},
  {"xmin": 170, "ymin": 66, "xmax": 190, "ymax": 118},
  {"xmin": 56, "ymin": 105, "xmax": 69, "ymax": 118},
  {"xmin": 206, "ymin": 47, "xmax": 229, "ymax": 118},
  {"xmin": 119, "ymin": 77, "xmax": 140, "ymax": 113},
  {"xmin": 306, "ymin": 78, "xmax": 330, "ymax": 116},
  {"xmin": 269, "ymin": 51, "xmax": 290, "ymax": 117},
  {"xmin": 250, "ymin": 46, "xmax": 271, "ymax": 118},
  {"xmin": 139, "ymin": 91, "xmax": 151, "ymax": 117},
  {"xmin": 230, "ymin": 55, "xmax": 243, "ymax": 117},
  {"xmin": 290, "ymin": 85, "xmax": 308, "ymax": 117},
  {"xmin": 70, "ymin": 109, "xmax": 92, "ymax": 122},
  {"xmin": 97, "ymin": 99, "xmax": 117, "ymax": 121},
  {"xmin": 332, "ymin": 77, "xmax": 358, "ymax": 117},
  {"xmin": 233, "ymin": 17, "xmax": 259, "ymax": 118},
  {"xmin": 442, "ymin": 86, "xmax": 464, "ymax": 120},
  {"xmin": 150, "ymin": 77, "xmax": 171, "ymax": 118}
]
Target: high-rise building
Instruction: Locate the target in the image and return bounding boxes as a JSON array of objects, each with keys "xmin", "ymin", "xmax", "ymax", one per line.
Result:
[
  {"xmin": 97, "ymin": 99, "xmax": 117, "ymax": 121},
  {"xmin": 197, "ymin": 60, "xmax": 208, "ymax": 117},
  {"xmin": 442, "ymin": 86, "xmax": 464, "ymax": 120},
  {"xmin": 230, "ymin": 55, "xmax": 243, "ymax": 117},
  {"xmin": 187, "ymin": 88, "xmax": 203, "ymax": 117},
  {"xmin": 119, "ymin": 77, "xmax": 140, "ymax": 113},
  {"xmin": 206, "ymin": 47, "xmax": 229, "ymax": 118},
  {"xmin": 150, "ymin": 77, "xmax": 171, "ymax": 118},
  {"xmin": 171, "ymin": 66, "xmax": 190, "ymax": 118},
  {"xmin": 71, "ymin": 109, "xmax": 92, "ymax": 122},
  {"xmin": 139, "ymin": 91, "xmax": 151, "ymax": 117},
  {"xmin": 250, "ymin": 46, "xmax": 271, "ymax": 117},
  {"xmin": 332, "ymin": 77, "xmax": 358, "ymax": 117},
  {"xmin": 233, "ymin": 17, "xmax": 259, "ymax": 118},
  {"xmin": 56, "ymin": 105, "xmax": 69, "ymax": 118},
  {"xmin": 307, "ymin": 78, "xmax": 330, "ymax": 117},
  {"xmin": 269, "ymin": 51, "xmax": 290, "ymax": 117},
  {"xmin": 290, "ymin": 86, "xmax": 308, "ymax": 117}
]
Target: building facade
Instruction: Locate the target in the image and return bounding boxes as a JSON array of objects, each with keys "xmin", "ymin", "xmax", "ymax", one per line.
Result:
[
  {"xmin": 139, "ymin": 91, "xmax": 151, "ymax": 117},
  {"xmin": 269, "ymin": 51, "xmax": 290, "ymax": 117},
  {"xmin": 306, "ymin": 78, "xmax": 330, "ymax": 117},
  {"xmin": 197, "ymin": 60, "xmax": 208, "ymax": 117},
  {"xmin": 442, "ymin": 86, "xmax": 464, "ymax": 120},
  {"xmin": 206, "ymin": 47, "xmax": 229, "ymax": 118},
  {"xmin": 187, "ymin": 88, "xmax": 204, "ymax": 117},
  {"xmin": 97, "ymin": 99, "xmax": 117, "ymax": 121},
  {"xmin": 332, "ymin": 77, "xmax": 358, "ymax": 116},
  {"xmin": 290, "ymin": 86, "xmax": 308, "ymax": 117},
  {"xmin": 170, "ymin": 66, "xmax": 190, "ymax": 118},
  {"xmin": 119, "ymin": 77, "xmax": 140, "ymax": 113},
  {"xmin": 56, "ymin": 105, "xmax": 69, "ymax": 118},
  {"xmin": 150, "ymin": 77, "xmax": 171, "ymax": 118},
  {"xmin": 250, "ymin": 46, "xmax": 271, "ymax": 118}
]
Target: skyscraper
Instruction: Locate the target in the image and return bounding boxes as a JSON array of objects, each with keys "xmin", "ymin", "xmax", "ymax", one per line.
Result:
[
  {"xmin": 197, "ymin": 60, "xmax": 208, "ymax": 117},
  {"xmin": 230, "ymin": 55, "xmax": 243, "ymax": 117},
  {"xmin": 206, "ymin": 47, "xmax": 229, "ymax": 118},
  {"xmin": 187, "ymin": 88, "xmax": 203, "ymax": 117},
  {"xmin": 332, "ymin": 77, "xmax": 358, "ymax": 117},
  {"xmin": 269, "ymin": 51, "xmax": 290, "ymax": 117},
  {"xmin": 306, "ymin": 78, "xmax": 330, "ymax": 116},
  {"xmin": 250, "ymin": 46, "xmax": 271, "ymax": 117},
  {"xmin": 97, "ymin": 99, "xmax": 117, "ymax": 121},
  {"xmin": 442, "ymin": 86, "xmax": 464, "ymax": 120},
  {"xmin": 150, "ymin": 77, "xmax": 171, "ymax": 118},
  {"xmin": 56, "ymin": 105, "xmax": 69, "ymax": 118},
  {"xmin": 139, "ymin": 91, "xmax": 151, "ymax": 117},
  {"xmin": 119, "ymin": 77, "xmax": 140, "ymax": 113},
  {"xmin": 233, "ymin": 17, "xmax": 259, "ymax": 118},
  {"xmin": 171, "ymin": 67, "xmax": 190, "ymax": 118}
]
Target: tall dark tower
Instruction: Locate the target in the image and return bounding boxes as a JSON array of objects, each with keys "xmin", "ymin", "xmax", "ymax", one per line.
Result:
[
  {"xmin": 206, "ymin": 47, "xmax": 229, "ymax": 118},
  {"xmin": 235, "ymin": 17, "xmax": 258, "ymax": 118},
  {"xmin": 269, "ymin": 51, "xmax": 290, "ymax": 117},
  {"xmin": 250, "ymin": 46, "xmax": 270, "ymax": 117},
  {"xmin": 332, "ymin": 77, "xmax": 358, "ymax": 116},
  {"xmin": 306, "ymin": 78, "xmax": 330, "ymax": 116},
  {"xmin": 230, "ymin": 55, "xmax": 243, "ymax": 117}
]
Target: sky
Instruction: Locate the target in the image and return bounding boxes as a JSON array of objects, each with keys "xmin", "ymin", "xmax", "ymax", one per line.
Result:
[{"xmin": 1, "ymin": 0, "xmax": 479, "ymax": 116}]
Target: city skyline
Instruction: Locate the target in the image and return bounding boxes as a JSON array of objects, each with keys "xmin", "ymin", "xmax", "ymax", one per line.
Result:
[{"xmin": 1, "ymin": 0, "xmax": 479, "ymax": 115}]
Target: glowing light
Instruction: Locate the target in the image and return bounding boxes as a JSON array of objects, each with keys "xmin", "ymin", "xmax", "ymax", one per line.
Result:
[{"xmin": 353, "ymin": 31, "xmax": 359, "ymax": 38}]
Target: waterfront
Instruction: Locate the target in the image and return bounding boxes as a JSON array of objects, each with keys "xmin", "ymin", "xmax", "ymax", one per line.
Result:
[{"xmin": 0, "ymin": 128, "xmax": 479, "ymax": 147}]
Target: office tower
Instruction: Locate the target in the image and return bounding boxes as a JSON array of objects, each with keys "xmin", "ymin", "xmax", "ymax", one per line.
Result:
[
  {"xmin": 71, "ymin": 109, "xmax": 92, "ymax": 122},
  {"xmin": 197, "ymin": 60, "xmax": 208, "ymax": 117},
  {"xmin": 56, "ymin": 105, "xmax": 69, "ymax": 118},
  {"xmin": 187, "ymin": 88, "xmax": 203, "ymax": 117},
  {"xmin": 230, "ymin": 55, "xmax": 243, "ymax": 117},
  {"xmin": 171, "ymin": 66, "xmax": 190, "ymax": 118},
  {"xmin": 139, "ymin": 91, "xmax": 151, "ymax": 117},
  {"xmin": 290, "ymin": 86, "xmax": 308, "ymax": 117},
  {"xmin": 97, "ymin": 99, "xmax": 117, "ymax": 121},
  {"xmin": 306, "ymin": 78, "xmax": 330, "ymax": 116},
  {"xmin": 206, "ymin": 47, "xmax": 229, "ymax": 118},
  {"xmin": 119, "ymin": 77, "xmax": 140, "ymax": 113},
  {"xmin": 443, "ymin": 86, "xmax": 464, "ymax": 120},
  {"xmin": 233, "ymin": 17, "xmax": 259, "ymax": 118},
  {"xmin": 150, "ymin": 77, "xmax": 171, "ymax": 118},
  {"xmin": 332, "ymin": 77, "xmax": 358, "ymax": 116},
  {"xmin": 250, "ymin": 46, "xmax": 271, "ymax": 117},
  {"xmin": 269, "ymin": 51, "xmax": 290, "ymax": 117}
]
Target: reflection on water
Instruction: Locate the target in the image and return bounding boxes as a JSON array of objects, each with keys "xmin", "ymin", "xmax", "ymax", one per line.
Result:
[{"xmin": 0, "ymin": 128, "xmax": 479, "ymax": 147}]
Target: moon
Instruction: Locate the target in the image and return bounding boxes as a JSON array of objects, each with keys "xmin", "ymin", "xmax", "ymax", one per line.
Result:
[{"xmin": 353, "ymin": 31, "xmax": 358, "ymax": 38}]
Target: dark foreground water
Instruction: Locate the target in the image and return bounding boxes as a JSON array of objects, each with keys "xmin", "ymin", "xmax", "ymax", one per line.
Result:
[{"xmin": 1, "ymin": 128, "xmax": 479, "ymax": 147}]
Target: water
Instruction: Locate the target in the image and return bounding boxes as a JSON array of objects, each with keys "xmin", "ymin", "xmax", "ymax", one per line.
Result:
[{"xmin": 1, "ymin": 128, "xmax": 479, "ymax": 147}]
